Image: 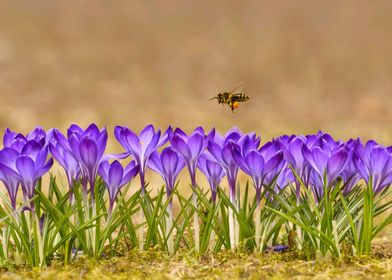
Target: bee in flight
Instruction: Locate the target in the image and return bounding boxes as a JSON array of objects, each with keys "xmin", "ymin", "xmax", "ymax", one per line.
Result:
[{"xmin": 210, "ymin": 91, "xmax": 250, "ymax": 113}]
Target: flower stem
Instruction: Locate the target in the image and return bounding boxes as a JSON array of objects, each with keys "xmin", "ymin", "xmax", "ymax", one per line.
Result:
[
  {"xmin": 228, "ymin": 207, "xmax": 235, "ymax": 251},
  {"xmin": 229, "ymin": 186, "xmax": 235, "ymax": 251},
  {"xmin": 138, "ymin": 195, "xmax": 145, "ymax": 251},
  {"xmin": 139, "ymin": 176, "xmax": 146, "ymax": 251},
  {"xmin": 167, "ymin": 201, "xmax": 174, "ymax": 254},
  {"xmin": 255, "ymin": 202, "xmax": 261, "ymax": 250},
  {"xmin": 193, "ymin": 192, "xmax": 200, "ymax": 254}
]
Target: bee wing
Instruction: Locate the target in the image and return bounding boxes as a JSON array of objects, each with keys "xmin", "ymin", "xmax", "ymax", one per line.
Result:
[{"xmin": 230, "ymin": 81, "xmax": 245, "ymax": 94}]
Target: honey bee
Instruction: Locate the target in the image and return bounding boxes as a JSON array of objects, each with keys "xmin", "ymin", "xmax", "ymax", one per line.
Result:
[{"xmin": 210, "ymin": 91, "xmax": 250, "ymax": 113}]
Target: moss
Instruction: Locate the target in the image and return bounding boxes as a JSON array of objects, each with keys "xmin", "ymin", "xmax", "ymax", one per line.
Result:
[{"xmin": 0, "ymin": 248, "xmax": 391, "ymax": 280}]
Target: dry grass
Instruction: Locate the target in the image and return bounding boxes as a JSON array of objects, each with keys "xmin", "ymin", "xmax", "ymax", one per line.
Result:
[{"xmin": 1, "ymin": 244, "xmax": 392, "ymax": 280}]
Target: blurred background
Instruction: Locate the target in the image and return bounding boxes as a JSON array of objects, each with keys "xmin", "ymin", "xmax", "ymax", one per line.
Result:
[{"xmin": 0, "ymin": 0, "xmax": 391, "ymax": 147}]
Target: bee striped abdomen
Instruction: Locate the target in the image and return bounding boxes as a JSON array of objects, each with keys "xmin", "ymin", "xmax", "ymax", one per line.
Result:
[{"xmin": 231, "ymin": 93, "xmax": 249, "ymax": 102}]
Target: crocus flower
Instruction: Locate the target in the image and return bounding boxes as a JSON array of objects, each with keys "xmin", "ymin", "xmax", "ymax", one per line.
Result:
[
  {"xmin": 169, "ymin": 127, "xmax": 214, "ymax": 187},
  {"xmin": 207, "ymin": 128, "xmax": 253, "ymax": 197},
  {"xmin": 340, "ymin": 139, "xmax": 361, "ymax": 195},
  {"xmin": 208, "ymin": 139, "xmax": 239, "ymax": 200},
  {"xmin": 354, "ymin": 140, "xmax": 392, "ymax": 194},
  {"xmin": 49, "ymin": 129, "xmax": 81, "ymax": 192},
  {"xmin": 306, "ymin": 131, "xmax": 341, "ymax": 150},
  {"xmin": 114, "ymin": 125, "xmax": 169, "ymax": 194},
  {"xmin": 303, "ymin": 143, "xmax": 349, "ymax": 199},
  {"xmin": 0, "ymin": 148, "xmax": 21, "ymax": 209},
  {"xmin": 147, "ymin": 147, "xmax": 185, "ymax": 200},
  {"xmin": 0, "ymin": 141, "xmax": 53, "ymax": 206},
  {"xmin": 98, "ymin": 160, "xmax": 139, "ymax": 213},
  {"xmin": 232, "ymin": 143, "xmax": 284, "ymax": 203},
  {"xmin": 279, "ymin": 136, "xmax": 308, "ymax": 195},
  {"xmin": 3, "ymin": 126, "xmax": 47, "ymax": 152},
  {"xmin": 198, "ymin": 154, "xmax": 225, "ymax": 202},
  {"xmin": 67, "ymin": 124, "xmax": 108, "ymax": 197},
  {"xmin": 17, "ymin": 141, "xmax": 53, "ymax": 201},
  {"xmin": 147, "ymin": 147, "xmax": 184, "ymax": 254}
]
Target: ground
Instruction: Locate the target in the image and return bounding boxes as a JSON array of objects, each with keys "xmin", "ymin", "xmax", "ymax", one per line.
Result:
[{"xmin": 1, "ymin": 237, "xmax": 392, "ymax": 279}]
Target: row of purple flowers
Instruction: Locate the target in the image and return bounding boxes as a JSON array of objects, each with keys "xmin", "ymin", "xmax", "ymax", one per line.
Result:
[{"xmin": 0, "ymin": 124, "xmax": 391, "ymax": 211}]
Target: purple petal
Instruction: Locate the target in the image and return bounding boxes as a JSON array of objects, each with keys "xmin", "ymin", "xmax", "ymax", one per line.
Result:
[
  {"xmin": 3, "ymin": 128, "xmax": 17, "ymax": 147},
  {"xmin": 114, "ymin": 126, "xmax": 128, "ymax": 149},
  {"xmin": 49, "ymin": 143, "xmax": 66, "ymax": 167},
  {"xmin": 108, "ymin": 161, "xmax": 123, "ymax": 188},
  {"xmin": 289, "ymin": 138, "xmax": 305, "ymax": 168},
  {"xmin": 21, "ymin": 140, "xmax": 42, "ymax": 161},
  {"xmin": 121, "ymin": 162, "xmax": 139, "ymax": 185},
  {"xmin": 79, "ymin": 138, "xmax": 98, "ymax": 168},
  {"xmin": 16, "ymin": 156, "xmax": 35, "ymax": 181},
  {"xmin": 158, "ymin": 126, "xmax": 172, "ymax": 147},
  {"xmin": 221, "ymin": 144, "xmax": 235, "ymax": 167},
  {"xmin": 370, "ymin": 147, "xmax": 389, "ymax": 175},
  {"xmin": 139, "ymin": 125, "xmax": 155, "ymax": 144},
  {"xmin": 161, "ymin": 148, "xmax": 178, "ymax": 177},
  {"xmin": 327, "ymin": 148, "xmax": 348, "ymax": 183},
  {"xmin": 188, "ymin": 133, "xmax": 205, "ymax": 159},
  {"xmin": 0, "ymin": 148, "xmax": 20, "ymax": 170},
  {"xmin": 241, "ymin": 135, "xmax": 260, "ymax": 156},
  {"xmin": 353, "ymin": 153, "xmax": 369, "ymax": 182},
  {"xmin": 207, "ymin": 141, "xmax": 223, "ymax": 163},
  {"xmin": 264, "ymin": 152, "xmax": 283, "ymax": 174},
  {"xmin": 245, "ymin": 150, "xmax": 264, "ymax": 187},
  {"xmin": 0, "ymin": 162, "xmax": 20, "ymax": 178},
  {"xmin": 244, "ymin": 150, "xmax": 264, "ymax": 176},
  {"xmin": 67, "ymin": 124, "xmax": 84, "ymax": 139},
  {"xmin": 147, "ymin": 151, "xmax": 164, "ymax": 177},
  {"xmin": 98, "ymin": 160, "xmax": 110, "ymax": 182},
  {"xmin": 69, "ymin": 134, "xmax": 82, "ymax": 162},
  {"xmin": 124, "ymin": 129, "xmax": 141, "ymax": 158},
  {"xmin": 197, "ymin": 155, "xmax": 209, "ymax": 175},
  {"xmin": 144, "ymin": 130, "xmax": 161, "ymax": 159},
  {"xmin": 172, "ymin": 134, "xmax": 191, "ymax": 161},
  {"xmin": 85, "ymin": 124, "xmax": 101, "ymax": 140},
  {"xmin": 34, "ymin": 158, "xmax": 53, "ymax": 180},
  {"xmin": 96, "ymin": 132, "xmax": 108, "ymax": 160}
]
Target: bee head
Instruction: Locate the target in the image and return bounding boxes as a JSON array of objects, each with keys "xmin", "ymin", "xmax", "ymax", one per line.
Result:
[{"xmin": 210, "ymin": 93, "xmax": 224, "ymax": 103}]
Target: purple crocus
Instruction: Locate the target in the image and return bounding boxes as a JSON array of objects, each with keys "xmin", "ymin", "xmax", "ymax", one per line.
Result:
[
  {"xmin": 17, "ymin": 141, "xmax": 53, "ymax": 201},
  {"xmin": 198, "ymin": 154, "xmax": 225, "ymax": 202},
  {"xmin": 147, "ymin": 147, "xmax": 184, "ymax": 254},
  {"xmin": 207, "ymin": 128, "xmax": 251, "ymax": 199},
  {"xmin": 340, "ymin": 139, "xmax": 361, "ymax": 195},
  {"xmin": 208, "ymin": 139, "xmax": 239, "ymax": 201},
  {"xmin": 354, "ymin": 140, "xmax": 392, "ymax": 194},
  {"xmin": 232, "ymin": 143, "xmax": 284, "ymax": 203},
  {"xmin": 302, "ymin": 143, "xmax": 349, "ymax": 199},
  {"xmin": 66, "ymin": 124, "xmax": 108, "ymax": 198},
  {"xmin": 0, "ymin": 141, "xmax": 53, "ymax": 206},
  {"xmin": 98, "ymin": 160, "xmax": 139, "ymax": 213},
  {"xmin": 169, "ymin": 127, "xmax": 214, "ymax": 187},
  {"xmin": 279, "ymin": 136, "xmax": 308, "ymax": 195},
  {"xmin": 49, "ymin": 129, "xmax": 81, "ymax": 193},
  {"xmin": 147, "ymin": 147, "xmax": 186, "ymax": 201},
  {"xmin": 3, "ymin": 126, "xmax": 47, "ymax": 152},
  {"xmin": 207, "ymin": 129, "xmax": 261, "ymax": 200},
  {"xmin": 0, "ymin": 148, "xmax": 21, "ymax": 209},
  {"xmin": 114, "ymin": 125, "xmax": 169, "ymax": 194}
]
